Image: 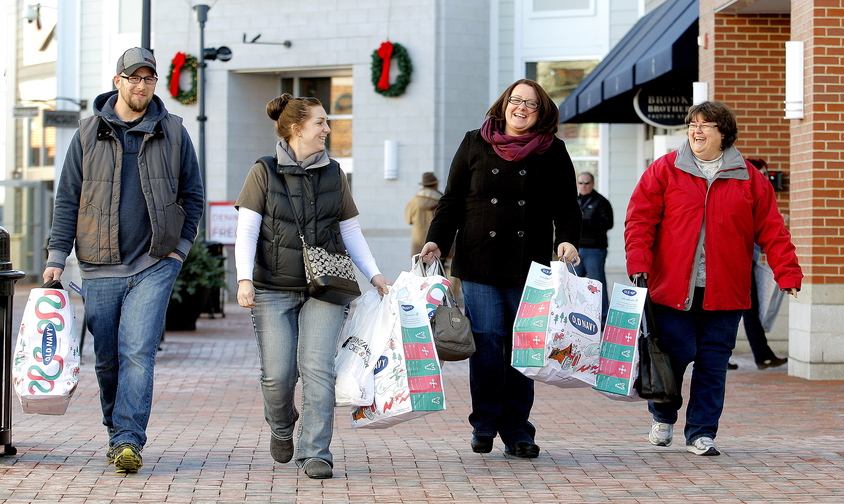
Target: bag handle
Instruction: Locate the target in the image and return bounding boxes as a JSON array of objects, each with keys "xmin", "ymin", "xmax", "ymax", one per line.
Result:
[
  {"xmin": 411, "ymin": 254, "xmax": 459, "ymax": 307},
  {"xmin": 634, "ymin": 276, "xmax": 660, "ymax": 341},
  {"xmin": 42, "ymin": 280, "xmax": 64, "ymax": 289},
  {"xmin": 411, "ymin": 254, "xmax": 445, "ymax": 278}
]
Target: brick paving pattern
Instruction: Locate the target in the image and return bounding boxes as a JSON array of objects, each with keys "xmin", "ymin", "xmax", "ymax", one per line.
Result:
[{"xmin": 1, "ymin": 284, "xmax": 842, "ymax": 503}]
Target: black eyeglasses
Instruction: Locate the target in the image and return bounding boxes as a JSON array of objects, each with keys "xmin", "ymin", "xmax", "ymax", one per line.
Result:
[
  {"xmin": 508, "ymin": 96, "xmax": 539, "ymax": 109},
  {"xmin": 121, "ymin": 75, "xmax": 159, "ymax": 85},
  {"xmin": 578, "ymin": 181, "xmax": 592, "ymax": 185}
]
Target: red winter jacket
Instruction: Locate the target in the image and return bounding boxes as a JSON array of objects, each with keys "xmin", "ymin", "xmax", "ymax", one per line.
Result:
[{"xmin": 625, "ymin": 142, "xmax": 802, "ymax": 311}]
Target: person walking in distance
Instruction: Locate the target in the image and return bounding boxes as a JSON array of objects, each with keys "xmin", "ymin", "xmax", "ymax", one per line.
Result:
[
  {"xmin": 573, "ymin": 171, "xmax": 613, "ymax": 325},
  {"xmin": 735, "ymin": 157, "xmax": 790, "ymax": 370},
  {"xmin": 406, "ymin": 172, "xmax": 461, "ymax": 296},
  {"xmin": 43, "ymin": 47, "xmax": 205, "ymax": 473},
  {"xmin": 405, "ymin": 172, "xmax": 443, "ymax": 256}
]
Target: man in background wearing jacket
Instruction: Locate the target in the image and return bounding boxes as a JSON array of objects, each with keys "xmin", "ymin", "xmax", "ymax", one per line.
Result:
[
  {"xmin": 43, "ymin": 47, "xmax": 204, "ymax": 473},
  {"xmin": 574, "ymin": 171, "xmax": 613, "ymax": 325}
]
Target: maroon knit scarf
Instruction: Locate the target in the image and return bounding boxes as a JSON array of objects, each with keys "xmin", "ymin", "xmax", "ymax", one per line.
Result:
[{"xmin": 480, "ymin": 118, "xmax": 554, "ymax": 162}]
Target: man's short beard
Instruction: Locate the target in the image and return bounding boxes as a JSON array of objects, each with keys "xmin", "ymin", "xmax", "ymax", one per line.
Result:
[
  {"xmin": 128, "ymin": 97, "xmax": 149, "ymax": 113},
  {"xmin": 120, "ymin": 88, "xmax": 151, "ymax": 114}
]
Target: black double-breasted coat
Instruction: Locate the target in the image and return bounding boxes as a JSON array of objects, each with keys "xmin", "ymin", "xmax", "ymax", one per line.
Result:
[{"xmin": 426, "ymin": 129, "xmax": 582, "ymax": 287}]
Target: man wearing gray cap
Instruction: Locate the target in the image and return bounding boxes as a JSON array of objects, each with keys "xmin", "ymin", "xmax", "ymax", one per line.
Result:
[{"xmin": 43, "ymin": 47, "xmax": 204, "ymax": 473}]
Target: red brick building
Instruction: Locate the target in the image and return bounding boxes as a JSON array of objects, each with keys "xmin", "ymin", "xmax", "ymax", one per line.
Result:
[{"xmin": 700, "ymin": 0, "xmax": 844, "ymax": 379}]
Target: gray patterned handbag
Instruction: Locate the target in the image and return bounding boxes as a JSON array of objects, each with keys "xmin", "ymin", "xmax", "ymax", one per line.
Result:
[{"xmin": 300, "ymin": 238, "xmax": 361, "ymax": 305}]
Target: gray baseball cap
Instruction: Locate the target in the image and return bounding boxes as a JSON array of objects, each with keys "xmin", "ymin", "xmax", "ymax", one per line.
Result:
[{"xmin": 116, "ymin": 47, "xmax": 157, "ymax": 76}]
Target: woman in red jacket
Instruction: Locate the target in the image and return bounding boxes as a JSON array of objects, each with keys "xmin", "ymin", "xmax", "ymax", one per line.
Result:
[{"xmin": 625, "ymin": 101, "xmax": 802, "ymax": 456}]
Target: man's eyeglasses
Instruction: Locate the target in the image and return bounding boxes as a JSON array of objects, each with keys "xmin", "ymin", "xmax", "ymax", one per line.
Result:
[
  {"xmin": 687, "ymin": 122, "xmax": 718, "ymax": 132},
  {"xmin": 121, "ymin": 75, "xmax": 159, "ymax": 85},
  {"xmin": 578, "ymin": 181, "xmax": 592, "ymax": 185},
  {"xmin": 508, "ymin": 96, "xmax": 539, "ymax": 109}
]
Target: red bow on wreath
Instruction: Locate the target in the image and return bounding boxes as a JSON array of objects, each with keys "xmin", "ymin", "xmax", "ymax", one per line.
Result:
[
  {"xmin": 170, "ymin": 52, "xmax": 187, "ymax": 98},
  {"xmin": 377, "ymin": 42, "xmax": 394, "ymax": 90}
]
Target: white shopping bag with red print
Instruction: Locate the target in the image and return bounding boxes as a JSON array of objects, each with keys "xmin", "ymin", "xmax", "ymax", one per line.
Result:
[
  {"xmin": 511, "ymin": 261, "xmax": 603, "ymax": 388},
  {"xmin": 350, "ymin": 270, "xmax": 447, "ymax": 429},
  {"xmin": 12, "ymin": 282, "xmax": 80, "ymax": 415}
]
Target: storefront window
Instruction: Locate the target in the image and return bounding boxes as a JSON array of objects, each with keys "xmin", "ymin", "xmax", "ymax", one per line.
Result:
[
  {"xmin": 284, "ymin": 76, "xmax": 353, "ymax": 161},
  {"xmin": 28, "ymin": 113, "xmax": 56, "ymax": 167},
  {"xmin": 527, "ymin": 60, "xmax": 600, "ymax": 177}
]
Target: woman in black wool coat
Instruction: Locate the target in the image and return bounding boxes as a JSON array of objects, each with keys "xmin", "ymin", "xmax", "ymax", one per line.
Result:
[{"xmin": 421, "ymin": 78, "xmax": 582, "ymax": 459}]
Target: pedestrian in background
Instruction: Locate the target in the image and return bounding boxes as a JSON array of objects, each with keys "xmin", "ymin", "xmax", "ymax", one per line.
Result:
[
  {"xmin": 574, "ymin": 171, "xmax": 613, "ymax": 325},
  {"xmin": 43, "ymin": 47, "xmax": 205, "ymax": 473},
  {"xmin": 421, "ymin": 78, "xmax": 581, "ymax": 459},
  {"xmin": 406, "ymin": 172, "xmax": 461, "ymax": 298},
  {"xmin": 738, "ymin": 157, "xmax": 789, "ymax": 370},
  {"xmin": 625, "ymin": 100, "xmax": 802, "ymax": 457},
  {"xmin": 234, "ymin": 94, "xmax": 389, "ymax": 479},
  {"xmin": 405, "ymin": 172, "xmax": 442, "ymax": 256}
]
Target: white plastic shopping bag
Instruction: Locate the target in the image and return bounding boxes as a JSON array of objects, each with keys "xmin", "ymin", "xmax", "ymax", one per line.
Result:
[
  {"xmin": 335, "ymin": 288, "xmax": 399, "ymax": 407},
  {"xmin": 12, "ymin": 282, "xmax": 80, "ymax": 415},
  {"xmin": 349, "ymin": 267, "xmax": 448, "ymax": 429},
  {"xmin": 511, "ymin": 261, "xmax": 603, "ymax": 388}
]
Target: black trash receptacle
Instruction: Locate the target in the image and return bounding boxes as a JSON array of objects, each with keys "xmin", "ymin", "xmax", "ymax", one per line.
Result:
[
  {"xmin": 202, "ymin": 241, "xmax": 226, "ymax": 318},
  {"xmin": 0, "ymin": 227, "xmax": 26, "ymax": 456}
]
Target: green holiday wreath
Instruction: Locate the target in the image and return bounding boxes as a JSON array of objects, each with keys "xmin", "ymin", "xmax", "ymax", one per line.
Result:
[
  {"xmin": 167, "ymin": 53, "xmax": 198, "ymax": 105},
  {"xmin": 371, "ymin": 42, "xmax": 412, "ymax": 97}
]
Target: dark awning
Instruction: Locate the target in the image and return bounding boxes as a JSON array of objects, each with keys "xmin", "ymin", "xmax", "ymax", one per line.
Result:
[{"xmin": 559, "ymin": 0, "xmax": 699, "ymax": 124}]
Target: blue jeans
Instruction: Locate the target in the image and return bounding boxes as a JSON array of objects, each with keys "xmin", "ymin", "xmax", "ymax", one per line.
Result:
[
  {"xmin": 83, "ymin": 257, "xmax": 182, "ymax": 449},
  {"xmin": 574, "ymin": 247, "xmax": 609, "ymax": 324},
  {"xmin": 251, "ymin": 288, "xmax": 347, "ymax": 467},
  {"xmin": 648, "ymin": 288, "xmax": 742, "ymax": 444},
  {"xmin": 462, "ymin": 280, "xmax": 536, "ymax": 447}
]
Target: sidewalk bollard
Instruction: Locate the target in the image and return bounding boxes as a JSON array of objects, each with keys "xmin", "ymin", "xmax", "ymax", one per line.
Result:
[{"xmin": 0, "ymin": 226, "xmax": 26, "ymax": 457}]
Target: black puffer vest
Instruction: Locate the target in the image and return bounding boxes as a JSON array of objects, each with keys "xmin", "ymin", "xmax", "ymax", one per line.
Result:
[{"xmin": 253, "ymin": 156, "xmax": 346, "ymax": 290}]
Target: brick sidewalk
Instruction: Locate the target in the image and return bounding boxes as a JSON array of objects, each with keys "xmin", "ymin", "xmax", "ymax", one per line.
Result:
[{"xmin": 1, "ymin": 285, "xmax": 843, "ymax": 503}]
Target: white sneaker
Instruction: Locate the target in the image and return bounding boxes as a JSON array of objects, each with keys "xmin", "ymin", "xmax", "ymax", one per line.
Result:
[
  {"xmin": 686, "ymin": 436, "xmax": 720, "ymax": 456},
  {"xmin": 649, "ymin": 421, "xmax": 673, "ymax": 447}
]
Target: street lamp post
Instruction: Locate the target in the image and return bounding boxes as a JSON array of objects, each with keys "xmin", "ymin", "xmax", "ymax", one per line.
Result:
[{"xmin": 193, "ymin": 4, "xmax": 231, "ymax": 241}]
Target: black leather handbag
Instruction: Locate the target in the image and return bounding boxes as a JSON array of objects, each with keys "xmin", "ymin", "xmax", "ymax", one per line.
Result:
[{"xmin": 634, "ymin": 277, "xmax": 679, "ymax": 403}]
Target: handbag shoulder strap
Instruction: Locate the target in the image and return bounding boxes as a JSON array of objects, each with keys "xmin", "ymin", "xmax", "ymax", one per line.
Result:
[{"xmin": 258, "ymin": 155, "xmax": 307, "ymax": 246}]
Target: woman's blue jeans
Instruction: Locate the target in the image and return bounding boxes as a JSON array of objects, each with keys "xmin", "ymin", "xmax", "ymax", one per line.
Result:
[
  {"xmin": 648, "ymin": 288, "xmax": 742, "ymax": 444},
  {"xmin": 462, "ymin": 280, "xmax": 536, "ymax": 447},
  {"xmin": 83, "ymin": 257, "xmax": 182, "ymax": 449},
  {"xmin": 251, "ymin": 288, "xmax": 346, "ymax": 467}
]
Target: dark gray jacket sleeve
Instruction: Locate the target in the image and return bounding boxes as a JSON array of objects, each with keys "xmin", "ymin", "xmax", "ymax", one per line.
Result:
[
  {"xmin": 174, "ymin": 126, "xmax": 205, "ymax": 257},
  {"xmin": 46, "ymin": 130, "xmax": 84, "ymax": 268}
]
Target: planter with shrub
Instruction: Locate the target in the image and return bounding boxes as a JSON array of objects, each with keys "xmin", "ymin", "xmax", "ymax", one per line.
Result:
[{"xmin": 166, "ymin": 242, "xmax": 227, "ymax": 331}]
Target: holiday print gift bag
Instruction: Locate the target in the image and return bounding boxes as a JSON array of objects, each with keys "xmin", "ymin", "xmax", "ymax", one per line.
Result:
[
  {"xmin": 511, "ymin": 261, "xmax": 602, "ymax": 388},
  {"xmin": 350, "ymin": 293, "xmax": 446, "ymax": 429},
  {"xmin": 594, "ymin": 282, "xmax": 647, "ymax": 398},
  {"xmin": 13, "ymin": 282, "xmax": 80, "ymax": 415}
]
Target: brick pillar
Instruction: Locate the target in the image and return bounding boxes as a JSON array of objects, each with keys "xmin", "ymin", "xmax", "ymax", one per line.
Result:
[
  {"xmin": 787, "ymin": 0, "xmax": 844, "ymax": 379},
  {"xmin": 699, "ymin": 0, "xmax": 844, "ymax": 379}
]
